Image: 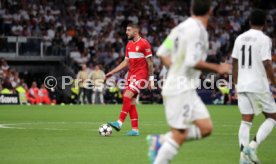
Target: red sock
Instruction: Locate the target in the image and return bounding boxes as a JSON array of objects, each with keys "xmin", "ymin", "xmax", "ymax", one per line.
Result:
[
  {"xmin": 129, "ymin": 105, "xmax": 138, "ymax": 130},
  {"xmin": 119, "ymin": 97, "xmax": 132, "ymax": 123}
]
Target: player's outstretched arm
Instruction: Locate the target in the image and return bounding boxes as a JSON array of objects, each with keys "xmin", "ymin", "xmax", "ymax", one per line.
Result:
[
  {"xmin": 106, "ymin": 58, "xmax": 129, "ymax": 78},
  {"xmin": 194, "ymin": 60, "xmax": 230, "ymax": 75},
  {"xmin": 263, "ymin": 60, "xmax": 276, "ymax": 86}
]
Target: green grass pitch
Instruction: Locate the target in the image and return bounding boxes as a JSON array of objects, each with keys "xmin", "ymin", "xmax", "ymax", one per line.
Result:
[{"xmin": 0, "ymin": 105, "xmax": 275, "ymax": 164}]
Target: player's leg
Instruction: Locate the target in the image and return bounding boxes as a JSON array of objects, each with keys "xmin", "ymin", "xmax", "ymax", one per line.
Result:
[
  {"xmin": 78, "ymin": 87, "xmax": 84, "ymax": 104},
  {"xmin": 150, "ymin": 91, "xmax": 211, "ymax": 164},
  {"xmin": 42, "ymin": 96, "xmax": 51, "ymax": 105},
  {"xmin": 45, "ymin": 96, "xmax": 51, "ymax": 105},
  {"xmin": 86, "ymin": 89, "xmax": 92, "ymax": 104},
  {"xmin": 99, "ymin": 86, "xmax": 105, "ymax": 104},
  {"xmin": 84, "ymin": 88, "xmax": 89, "ymax": 104},
  {"xmin": 153, "ymin": 118, "xmax": 212, "ymax": 164},
  {"xmin": 92, "ymin": 88, "xmax": 96, "ymax": 104},
  {"xmin": 35, "ymin": 96, "xmax": 41, "ymax": 104},
  {"xmin": 239, "ymin": 114, "xmax": 254, "ymax": 149},
  {"xmin": 239, "ymin": 115, "xmax": 254, "ymax": 164},
  {"xmin": 238, "ymin": 93, "xmax": 276, "ymax": 163},
  {"xmin": 108, "ymin": 89, "xmax": 134, "ymax": 131},
  {"xmin": 99, "ymin": 90, "xmax": 104, "ymax": 104},
  {"xmin": 249, "ymin": 93, "xmax": 276, "ymax": 149},
  {"xmin": 237, "ymin": 93, "xmax": 255, "ymax": 164},
  {"xmin": 190, "ymin": 118, "xmax": 212, "ymax": 140},
  {"xmin": 153, "ymin": 128, "xmax": 185, "ymax": 164},
  {"xmin": 243, "ymin": 112, "xmax": 275, "ymax": 164},
  {"xmin": 250, "ymin": 112, "xmax": 276, "ymax": 149},
  {"xmin": 28, "ymin": 97, "xmax": 36, "ymax": 104},
  {"xmin": 128, "ymin": 79, "xmax": 146, "ymax": 133},
  {"xmin": 247, "ymin": 93, "xmax": 276, "ymax": 164},
  {"xmin": 188, "ymin": 95, "xmax": 213, "ymax": 141},
  {"xmin": 147, "ymin": 132, "xmax": 171, "ymax": 164},
  {"xmin": 118, "ymin": 89, "xmax": 134, "ymax": 124},
  {"xmin": 148, "ymin": 93, "xmax": 185, "ymax": 164},
  {"xmin": 82, "ymin": 88, "xmax": 86, "ymax": 104},
  {"xmin": 127, "ymin": 97, "xmax": 139, "ymax": 136}
]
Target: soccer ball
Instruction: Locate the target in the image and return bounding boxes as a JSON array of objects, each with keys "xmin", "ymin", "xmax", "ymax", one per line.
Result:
[{"xmin": 98, "ymin": 124, "xmax": 112, "ymax": 136}]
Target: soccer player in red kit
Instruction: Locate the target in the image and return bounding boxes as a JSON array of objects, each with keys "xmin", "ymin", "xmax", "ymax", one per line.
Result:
[
  {"xmin": 106, "ymin": 23, "xmax": 154, "ymax": 136},
  {"xmin": 39, "ymin": 84, "xmax": 51, "ymax": 105}
]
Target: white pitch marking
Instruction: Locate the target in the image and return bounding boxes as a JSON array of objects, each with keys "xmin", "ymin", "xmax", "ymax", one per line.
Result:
[
  {"xmin": 0, "ymin": 124, "xmax": 9, "ymax": 128},
  {"xmin": 0, "ymin": 124, "xmax": 30, "ymax": 129},
  {"xmin": 2, "ymin": 122, "xmax": 104, "ymax": 126},
  {"xmin": 0, "ymin": 123, "xmax": 97, "ymax": 131}
]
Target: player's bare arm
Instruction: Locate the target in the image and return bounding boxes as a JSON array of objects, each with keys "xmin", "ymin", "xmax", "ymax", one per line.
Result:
[
  {"xmin": 263, "ymin": 60, "xmax": 276, "ymax": 86},
  {"xmin": 232, "ymin": 58, "xmax": 238, "ymax": 99},
  {"xmin": 146, "ymin": 57, "xmax": 154, "ymax": 90},
  {"xmin": 194, "ymin": 60, "xmax": 230, "ymax": 74},
  {"xmin": 160, "ymin": 56, "xmax": 172, "ymax": 68},
  {"xmin": 106, "ymin": 58, "xmax": 129, "ymax": 78},
  {"xmin": 232, "ymin": 58, "xmax": 238, "ymax": 85}
]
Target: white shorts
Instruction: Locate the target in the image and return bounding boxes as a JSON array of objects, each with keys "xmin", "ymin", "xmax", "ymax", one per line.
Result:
[
  {"xmin": 238, "ymin": 92, "xmax": 276, "ymax": 115},
  {"xmin": 163, "ymin": 90, "xmax": 210, "ymax": 129}
]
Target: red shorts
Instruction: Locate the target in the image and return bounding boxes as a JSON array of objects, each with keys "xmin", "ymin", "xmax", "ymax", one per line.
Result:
[{"xmin": 125, "ymin": 78, "xmax": 148, "ymax": 96}]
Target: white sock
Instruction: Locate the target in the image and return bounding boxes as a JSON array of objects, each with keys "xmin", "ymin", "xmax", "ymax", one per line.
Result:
[
  {"xmin": 117, "ymin": 120, "xmax": 123, "ymax": 127},
  {"xmin": 132, "ymin": 129, "xmax": 139, "ymax": 132},
  {"xmin": 239, "ymin": 121, "xmax": 252, "ymax": 151},
  {"xmin": 249, "ymin": 118, "xmax": 276, "ymax": 149},
  {"xmin": 154, "ymin": 137, "xmax": 179, "ymax": 164},
  {"xmin": 186, "ymin": 125, "xmax": 202, "ymax": 141}
]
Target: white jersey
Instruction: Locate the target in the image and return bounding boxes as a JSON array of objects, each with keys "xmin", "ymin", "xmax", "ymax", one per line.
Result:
[
  {"xmin": 232, "ymin": 29, "xmax": 272, "ymax": 93},
  {"xmin": 157, "ymin": 17, "xmax": 209, "ymax": 96}
]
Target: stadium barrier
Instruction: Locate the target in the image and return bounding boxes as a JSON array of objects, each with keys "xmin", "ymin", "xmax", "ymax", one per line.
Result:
[{"xmin": 0, "ymin": 36, "xmax": 68, "ymax": 58}]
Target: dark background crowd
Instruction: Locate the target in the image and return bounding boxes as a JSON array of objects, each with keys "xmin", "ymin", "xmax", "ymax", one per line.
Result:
[{"xmin": 0, "ymin": 0, "xmax": 275, "ymax": 104}]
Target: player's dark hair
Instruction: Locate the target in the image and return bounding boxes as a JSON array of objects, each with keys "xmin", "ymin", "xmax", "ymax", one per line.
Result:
[
  {"xmin": 250, "ymin": 9, "xmax": 266, "ymax": 27},
  {"xmin": 191, "ymin": 0, "xmax": 211, "ymax": 16},
  {"xmin": 127, "ymin": 23, "xmax": 140, "ymax": 30}
]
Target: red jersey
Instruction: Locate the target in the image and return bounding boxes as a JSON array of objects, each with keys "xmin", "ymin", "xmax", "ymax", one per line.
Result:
[
  {"xmin": 125, "ymin": 37, "xmax": 152, "ymax": 80},
  {"xmin": 29, "ymin": 87, "xmax": 39, "ymax": 97},
  {"xmin": 39, "ymin": 88, "xmax": 49, "ymax": 97}
]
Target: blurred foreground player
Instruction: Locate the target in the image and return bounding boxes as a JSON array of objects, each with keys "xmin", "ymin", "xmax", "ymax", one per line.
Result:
[
  {"xmin": 232, "ymin": 9, "xmax": 276, "ymax": 164},
  {"xmin": 106, "ymin": 23, "xmax": 154, "ymax": 136},
  {"xmin": 147, "ymin": 0, "xmax": 230, "ymax": 163}
]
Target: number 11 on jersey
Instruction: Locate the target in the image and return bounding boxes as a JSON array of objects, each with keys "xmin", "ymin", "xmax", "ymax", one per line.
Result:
[{"xmin": 241, "ymin": 45, "xmax": 252, "ymax": 68}]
